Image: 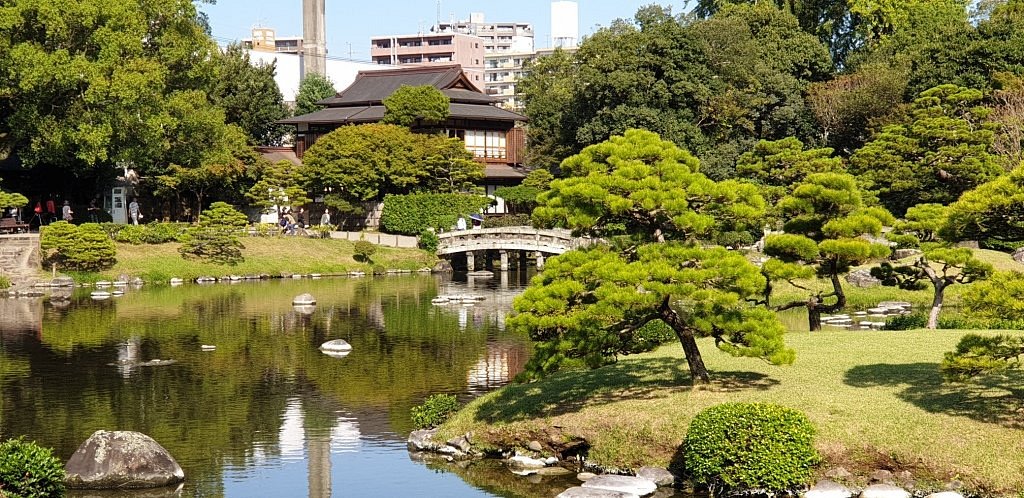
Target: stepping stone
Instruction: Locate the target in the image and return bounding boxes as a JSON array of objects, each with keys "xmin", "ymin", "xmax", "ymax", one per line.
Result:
[
  {"xmin": 557, "ymin": 487, "xmax": 640, "ymax": 498},
  {"xmin": 805, "ymin": 480, "xmax": 854, "ymax": 498},
  {"xmin": 861, "ymin": 484, "xmax": 911, "ymax": 498}
]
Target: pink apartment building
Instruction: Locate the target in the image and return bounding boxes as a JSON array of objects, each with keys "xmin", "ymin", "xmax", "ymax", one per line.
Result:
[{"xmin": 370, "ymin": 33, "xmax": 486, "ymax": 84}]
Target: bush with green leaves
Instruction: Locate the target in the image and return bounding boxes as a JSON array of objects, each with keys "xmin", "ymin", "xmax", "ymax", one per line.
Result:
[
  {"xmin": 0, "ymin": 437, "xmax": 66, "ymax": 498},
  {"xmin": 418, "ymin": 229, "xmax": 439, "ymax": 253},
  {"xmin": 380, "ymin": 193, "xmax": 492, "ymax": 235},
  {"xmin": 482, "ymin": 214, "xmax": 532, "ymax": 228},
  {"xmin": 684, "ymin": 402, "xmax": 820, "ymax": 493},
  {"xmin": 114, "ymin": 224, "xmax": 147, "ymax": 244},
  {"xmin": 40, "ymin": 222, "xmax": 117, "ymax": 271},
  {"xmin": 178, "ymin": 202, "xmax": 247, "ymax": 265},
  {"xmin": 410, "ymin": 393, "xmax": 460, "ymax": 429},
  {"xmin": 353, "ymin": 240, "xmax": 376, "ymax": 262},
  {"xmin": 0, "ymin": 275, "xmax": 10, "ymax": 290},
  {"xmin": 142, "ymin": 222, "xmax": 188, "ymax": 244}
]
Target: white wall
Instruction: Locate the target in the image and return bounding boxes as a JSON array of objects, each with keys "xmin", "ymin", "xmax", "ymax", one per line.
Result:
[{"xmin": 244, "ymin": 49, "xmax": 391, "ymax": 103}]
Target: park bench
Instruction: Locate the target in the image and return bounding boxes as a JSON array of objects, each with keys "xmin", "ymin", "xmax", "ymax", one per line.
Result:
[{"xmin": 0, "ymin": 218, "xmax": 29, "ymax": 234}]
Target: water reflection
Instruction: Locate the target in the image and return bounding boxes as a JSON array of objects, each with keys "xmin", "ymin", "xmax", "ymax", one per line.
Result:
[{"xmin": 0, "ymin": 275, "xmax": 533, "ymax": 497}]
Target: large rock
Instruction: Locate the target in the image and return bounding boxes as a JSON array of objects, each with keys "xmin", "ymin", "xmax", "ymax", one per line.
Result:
[
  {"xmin": 1013, "ymin": 247, "xmax": 1024, "ymax": 263},
  {"xmin": 861, "ymin": 484, "xmax": 911, "ymax": 498},
  {"xmin": 507, "ymin": 455, "xmax": 547, "ymax": 470},
  {"xmin": 805, "ymin": 480, "xmax": 854, "ymax": 498},
  {"xmin": 557, "ymin": 487, "xmax": 640, "ymax": 498},
  {"xmin": 65, "ymin": 430, "xmax": 184, "ymax": 489},
  {"xmin": 582, "ymin": 475, "xmax": 658, "ymax": 496},
  {"xmin": 925, "ymin": 492, "xmax": 964, "ymax": 498},
  {"xmin": 846, "ymin": 269, "xmax": 881, "ymax": 288},
  {"xmin": 892, "ymin": 248, "xmax": 923, "ymax": 260},
  {"xmin": 635, "ymin": 467, "xmax": 675, "ymax": 487}
]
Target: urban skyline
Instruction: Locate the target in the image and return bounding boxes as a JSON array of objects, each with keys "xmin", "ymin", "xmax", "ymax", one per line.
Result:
[{"xmin": 203, "ymin": 0, "xmax": 686, "ymax": 61}]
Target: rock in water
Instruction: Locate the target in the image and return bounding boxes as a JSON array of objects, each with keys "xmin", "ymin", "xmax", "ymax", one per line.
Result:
[
  {"xmin": 292, "ymin": 293, "xmax": 316, "ymax": 305},
  {"xmin": 582, "ymin": 475, "xmax": 657, "ymax": 496},
  {"xmin": 806, "ymin": 480, "xmax": 854, "ymax": 498},
  {"xmin": 557, "ymin": 487, "xmax": 640, "ymax": 498},
  {"xmin": 65, "ymin": 430, "xmax": 184, "ymax": 489},
  {"xmin": 636, "ymin": 467, "xmax": 675, "ymax": 487},
  {"xmin": 861, "ymin": 484, "xmax": 911, "ymax": 498}
]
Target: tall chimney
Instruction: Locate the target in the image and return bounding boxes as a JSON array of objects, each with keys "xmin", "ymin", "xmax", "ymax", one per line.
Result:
[{"xmin": 302, "ymin": 0, "xmax": 327, "ymax": 77}]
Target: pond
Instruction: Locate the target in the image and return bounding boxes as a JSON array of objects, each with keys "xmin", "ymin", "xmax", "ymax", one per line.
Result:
[{"xmin": 0, "ymin": 272, "xmax": 588, "ymax": 497}]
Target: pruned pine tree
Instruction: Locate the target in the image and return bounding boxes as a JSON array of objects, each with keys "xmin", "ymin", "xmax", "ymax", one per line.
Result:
[{"xmin": 512, "ymin": 129, "xmax": 792, "ymax": 384}]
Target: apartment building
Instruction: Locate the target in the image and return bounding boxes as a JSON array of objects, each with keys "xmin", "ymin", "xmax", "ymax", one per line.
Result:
[
  {"xmin": 369, "ymin": 33, "xmax": 486, "ymax": 84},
  {"xmin": 242, "ymin": 27, "xmax": 304, "ymax": 55}
]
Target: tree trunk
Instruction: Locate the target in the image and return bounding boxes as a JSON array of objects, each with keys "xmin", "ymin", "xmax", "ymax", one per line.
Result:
[
  {"xmin": 808, "ymin": 302, "xmax": 822, "ymax": 331},
  {"xmin": 660, "ymin": 302, "xmax": 710, "ymax": 384},
  {"xmin": 928, "ymin": 281, "xmax": 946, "ymax": 330}
]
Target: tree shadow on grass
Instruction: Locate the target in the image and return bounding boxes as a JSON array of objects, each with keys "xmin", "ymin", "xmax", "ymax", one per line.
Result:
[
  {"xmin": 844, "ymin": 363, "xmax": 1024, "ymax": 429},
  {"xmin": 474, "ymin": 357, "xmax": 779, "ymax": 424}
]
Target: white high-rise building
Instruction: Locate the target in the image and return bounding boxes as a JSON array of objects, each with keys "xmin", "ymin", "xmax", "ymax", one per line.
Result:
[{"xmin": 551, "ymin": 1, "xmax": 579, "ymax": 49}]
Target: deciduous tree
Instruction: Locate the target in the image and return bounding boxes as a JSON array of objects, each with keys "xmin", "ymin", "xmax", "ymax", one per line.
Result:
[
  {"xmin": 293, "ymin": 73, "xmax": 337, "ymax": 117},
  {"xmin": 382, "ymin": 85, "xmax": 450, "ymax": 127}
]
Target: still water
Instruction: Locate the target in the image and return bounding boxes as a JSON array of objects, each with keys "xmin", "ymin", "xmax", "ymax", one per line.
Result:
[{"xmin": 0, "ymin": 273, "xmax": 584, "ymax": 498}]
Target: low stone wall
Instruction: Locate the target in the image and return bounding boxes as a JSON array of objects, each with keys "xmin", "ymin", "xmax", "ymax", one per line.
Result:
[
  {"xmin": 0, "ymin": 233, "xmax": 40, "ymax": 286},
  {"xmin": 328, "ymin": 231, "xmax": 418, "ymax": 249}
]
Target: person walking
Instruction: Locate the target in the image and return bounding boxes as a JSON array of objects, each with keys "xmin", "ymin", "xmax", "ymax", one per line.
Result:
[
  {"xmin": 320, "ymin": 209, "xmax": 331, "ymax": 226},
  {"xmin": 61, "ymin": 200, "xmax": 73, "ymax": 222},
  {"xmin": 128, "ymin": 198, "xmax": 141, "ymax": 225}
]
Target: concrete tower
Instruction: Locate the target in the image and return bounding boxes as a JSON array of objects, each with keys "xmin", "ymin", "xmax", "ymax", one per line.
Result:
[{"xmin": 302, "ymin": 0, "xmax": 327, "ymax": 77}]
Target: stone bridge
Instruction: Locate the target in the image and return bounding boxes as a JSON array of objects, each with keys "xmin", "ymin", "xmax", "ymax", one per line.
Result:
[{"xmin": 436, "ymin": 226, "xmax": 593, "ymax": 270}]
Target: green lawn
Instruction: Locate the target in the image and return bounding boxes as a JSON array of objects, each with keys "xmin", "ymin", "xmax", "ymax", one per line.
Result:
[
  {"xmin": 88, "ymin": 237, "xmax": 436, "ymax": 283},
  {"xmin": 441, "ymin": 328, "xmax": 1024, "ymax": 494}
]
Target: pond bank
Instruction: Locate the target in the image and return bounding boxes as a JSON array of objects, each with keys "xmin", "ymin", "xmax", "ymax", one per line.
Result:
[{"xmin": 434, "ymin": 329, "xmax": 1024, "ymax": 496}]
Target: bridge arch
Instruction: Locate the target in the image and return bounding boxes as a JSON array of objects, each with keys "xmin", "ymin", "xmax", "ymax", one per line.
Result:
[{"xmin": 436, "ymin": 226, "xmax": 593, "ymax": 270}]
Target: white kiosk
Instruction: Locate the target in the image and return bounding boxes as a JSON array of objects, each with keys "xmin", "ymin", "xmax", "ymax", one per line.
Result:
[{"xmin": 110, "ymin": 187, "xmax": 127, "ymax": 224}]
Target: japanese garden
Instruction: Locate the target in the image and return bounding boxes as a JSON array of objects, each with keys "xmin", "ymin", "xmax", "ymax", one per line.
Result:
[{"xmin": 2, "ymin": 1, "xmax": 1024, "ymax": 497}]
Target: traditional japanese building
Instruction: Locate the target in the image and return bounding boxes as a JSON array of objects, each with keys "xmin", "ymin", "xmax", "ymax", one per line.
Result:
[{"xmin": 279, "ymin": 64, "xmax": 528, "ymax": 192}]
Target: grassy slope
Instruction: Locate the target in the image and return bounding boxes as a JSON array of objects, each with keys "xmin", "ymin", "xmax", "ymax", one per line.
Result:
[
  {"xmin": 442, "ymin": 328, "xmax": 1024, "ymax": 494},
  {"xmin": 95, "ymin": 237, "xmax": 436, "ymax": 282}
]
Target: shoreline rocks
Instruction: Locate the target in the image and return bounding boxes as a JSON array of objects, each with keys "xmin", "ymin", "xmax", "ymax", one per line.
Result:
[{"xmin": 65, "ymin": 430, "xmax": 184, "ymax": 490}]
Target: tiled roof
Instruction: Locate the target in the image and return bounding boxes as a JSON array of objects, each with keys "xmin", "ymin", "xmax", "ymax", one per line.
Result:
[
  {"xmin": 281, "ymin": 103, "xmax": 524, "ymax": 125},
  {"xmin": 318, "ymin": 65, "xmax": 479, "ymax": 106}
]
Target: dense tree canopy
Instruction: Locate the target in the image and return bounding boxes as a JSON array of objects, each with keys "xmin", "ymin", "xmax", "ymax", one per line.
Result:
[
  {"xmin": 0, "ymin": 0, "xmax": 227, "ymax": 175},
  {"xmin": 210, "ymin": 44, "xmax": 289, "ymax": 146},
  {"xmin": 941, "ymin": 165, "xmax": 1024, "ymax": 250},
  {"xmin": 849, "ymin": 84, "xmax": 1002, "ymax": 216},
  {"xmin": 293, "ymin": 73, "xmax": 337, "ymax": 117},
  {"xmin": 514, "ymin": 129, "xmax": 790, "ymax": 383},
  {"xmin": 382, "ymin": 85, "xmax": 450, "ymax": 127},
  {"xmin": 736, "ymin": 137, "xmax": 844, "ymax": 204},
  {"xmin": 301, "ymin": 124, "xmax": 482, "ymax": 205}
]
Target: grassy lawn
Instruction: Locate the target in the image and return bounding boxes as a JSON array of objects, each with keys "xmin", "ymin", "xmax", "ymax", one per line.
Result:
[
  {"xmin": 89, "ymin": 236, "xmax": 436, "ymax": 283},
  {"xmin": 441, "ymin": 328, "xmax": 1024, "ymax": 494}
]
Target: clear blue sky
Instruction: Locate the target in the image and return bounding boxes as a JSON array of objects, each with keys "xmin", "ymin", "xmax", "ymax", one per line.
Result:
[{"xmin": 202, "ymin": 1, "xmax": 687, "ymax": 61}]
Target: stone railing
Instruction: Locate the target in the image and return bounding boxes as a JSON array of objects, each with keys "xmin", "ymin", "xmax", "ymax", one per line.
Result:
[{"xmin": 436, "ymin": 227, "xmax": 592, "ymax": 255}]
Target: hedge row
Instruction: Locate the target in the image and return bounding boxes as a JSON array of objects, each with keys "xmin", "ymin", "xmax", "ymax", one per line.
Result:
[{"xmin": 380, "ymin": 193, "xmax": 492, "ymax": 235}]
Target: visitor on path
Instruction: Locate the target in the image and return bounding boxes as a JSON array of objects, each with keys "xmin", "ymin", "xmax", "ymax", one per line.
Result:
[
  {"xmin": 62, "ymin": 201, "xmax": 73, "ymax": 222},
  {"xmin": 87, "ymin": 198, "xmax": 100, "ymax": 222},
  {"xmin": 283, "ymin": 211, "xmax": 298, "ymax": 235},
  {"xmin": 298, "ymin": 207, "xmax": 309, "ymax": 228},
  {"xmin": 456, "ymin": 216, "xmax": 467, "ymax": 231},
  {"xmin": 320, "ymin": 209, "xmax": 331, "ymax": 226},
  {"xmin": 128, "ymin": 198, "xmax": 141, "ymax": 225}
]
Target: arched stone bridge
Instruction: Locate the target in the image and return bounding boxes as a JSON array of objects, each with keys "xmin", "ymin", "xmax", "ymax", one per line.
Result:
[{"xmin": 436, "ymin": 227, "xmax": 594, "ymax": 270}]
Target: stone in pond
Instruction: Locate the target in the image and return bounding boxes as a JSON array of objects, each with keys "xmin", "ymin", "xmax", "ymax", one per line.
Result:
[
  {"xmin": 65, "ymin": 430, "xmax": 184, "ymax": 489},
  {"xmin": 292, "ymin": 293, "xmax": 316, "ymax": 305},
  {"xmin": 636, "ymin": 467, "xmax": 675, "ymax": 487},
  {"xmin": 805, "ymin": 480, "xmax": 854, "ymax": 498},
  {"xmin": 861, "ymin": 484, "xmax": 911, "ymax": 498},
  {"xmin": 320, "ymin": 339, "xmax": 352, "ymax": 357},
  {"xmin": 582, "ymin": 475, "xmax": 657, "ymax": 496},
  {"xmin": 557, "ymin": 487, "xmax": 640, "ymax": 498}
]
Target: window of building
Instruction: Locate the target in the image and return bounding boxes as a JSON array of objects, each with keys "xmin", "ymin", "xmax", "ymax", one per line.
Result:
[
  {"xmin": 399, "ymin": 40, "xmax": 422, "ymax": 47},
  {"xmin": 464, "ymin": 130, "xmax": 507, "ymax": 159},
  {"xmin": 375, "ymin": 41, "xmax": 391, "ymax": 49}
]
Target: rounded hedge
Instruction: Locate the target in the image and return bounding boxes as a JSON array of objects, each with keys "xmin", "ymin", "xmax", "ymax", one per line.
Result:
[
  {"xmin": 410, "ymin": 394, "xmax": 460, "ymax": 429},
  {"xmin": 0, "ymin": 437, "xmax": 66, "ymax": 498},
  {"xmin": 683, "ymin": 402, "xmax": 820, "ymax": 492}
]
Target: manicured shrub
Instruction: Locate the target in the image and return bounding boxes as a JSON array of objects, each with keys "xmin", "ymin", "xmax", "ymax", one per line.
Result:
[
  {"xmin": 622, "ymin": 320, "xmax": 676, "ymax": 353},
  {"xmin": 40, "ymin": 222, "xmax": 117, "ymax": 271},
  {"xmin": 353, "ymin": 240, "xmax": 376, "ymax": 262},
  {"xmin": 0, "ymin": 437, "xmax": 66, "ymax": 498},
  {"xmin": 482, "ymin": 214, "xmax": 532, "ymax": 229},
  {"xmin": 142, "ymin": 222, "xmax": 188, "ymax": 244},
  {"xmin": 684, "ymin": 402, "xmax": 820, "ymax": 493},
  {"xmin": 380, "ymin": 193, "xmax": 492, "ymax": 235},
  {"xmin": 0, "ymin": 275, "xmax": 10, "ymax": 290},
  {"xmin": 115, "ymin": 224, "xmax": 146, "ymax": 244},
  {"xmin": 178, "ymin": 202, "xmax": 247, "ymax": 265},
  {"xmin": 410, "ymin": 394, "xmax": 460, "ymax": 429},
  {"xmin": 418, "ymin": 229, "xmax": 439, "ymax": 253}
]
